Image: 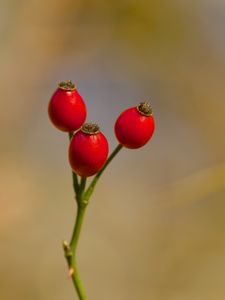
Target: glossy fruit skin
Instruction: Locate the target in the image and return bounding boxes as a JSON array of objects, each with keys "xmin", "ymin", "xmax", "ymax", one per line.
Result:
[
  {"xmin": 48, "ymin": 87, "xmax": 86, "ymax": 132},
  {"xmin": 114, "ymin": 107, "xmax": 155, "ymax": 149},
  {"xmin": 69, "ymin": 130, "xmax": 109, "ymax": 177}
]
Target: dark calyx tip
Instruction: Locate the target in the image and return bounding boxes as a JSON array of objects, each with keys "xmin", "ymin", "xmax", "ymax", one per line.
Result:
[
  {"xmin": 58, "ymin": 80, "xmax": 76, "ymax": 91},
  {"xmin": 81, "ymin": 123, "xmax": 100, "ymax": 135},
  {"xmin": 137, "ymin": 102, "xmax": 152, "ymax": 116}
]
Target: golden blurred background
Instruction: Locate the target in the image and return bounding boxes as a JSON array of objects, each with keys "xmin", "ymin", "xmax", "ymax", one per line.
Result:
[{"xmin": 1, "ymin": 0, "xmax": 225, "ymax": 299}]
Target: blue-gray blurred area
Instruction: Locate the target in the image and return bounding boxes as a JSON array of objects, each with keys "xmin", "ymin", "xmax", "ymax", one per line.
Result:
[{"xmin": 0, "ymin": 0, "xmax": 225, "ymax": 299}]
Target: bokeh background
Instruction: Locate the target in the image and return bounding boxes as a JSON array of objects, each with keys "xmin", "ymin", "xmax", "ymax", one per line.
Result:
[{"xmin": 1, "ymin": 0, "xmax": 225, "ymax": 299}]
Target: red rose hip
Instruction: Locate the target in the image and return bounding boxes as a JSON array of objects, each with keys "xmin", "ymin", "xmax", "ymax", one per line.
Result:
[
  {"xmin": 48, "ymin": 80, "xmax": 87, "ymax": 132},
  {"xmin": 114, "ymin": 102, "xmax": 155, "ymax": 149},
  {"xmin": 69, "ymin": 123, "xmax": 109, "ymax": 177}
]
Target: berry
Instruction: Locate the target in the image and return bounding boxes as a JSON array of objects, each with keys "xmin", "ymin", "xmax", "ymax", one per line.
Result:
[
  {"xmin": 48, "ymin": 80, "xmax": 86, "ymax": 132},
  {"xmin": 114, "ymin": 102, "xmax": 155, "ymax": 149},
  {"xmin": 69, "ymin": 123, "xmax": 109, "ymax": 177}
]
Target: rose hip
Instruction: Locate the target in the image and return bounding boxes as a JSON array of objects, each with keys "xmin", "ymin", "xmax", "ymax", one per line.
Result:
[
  {"xmin": 114, "ymin": 102, "xmax": 155, "ymax": 149},
  {"xmin": 69, "ymin": 123, "xmax": 109, "ymax": 177},
  {"xmin": 48, "ymin": 80, "xmax": 86, "ymax": 132}
]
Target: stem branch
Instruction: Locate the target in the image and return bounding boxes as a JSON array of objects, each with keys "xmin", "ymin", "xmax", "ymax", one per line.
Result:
[{"xmin": 84, "ymin": 144, "xmax": 123, "ymax": 199}]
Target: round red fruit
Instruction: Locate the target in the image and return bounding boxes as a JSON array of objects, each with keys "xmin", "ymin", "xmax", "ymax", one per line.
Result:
[
  {"xmin": 48, "ymin": 80, "xmax": 87, "ymax": 132},
  {"xmin": 69, "ymin": 123, "xmax": 109, "ymax": 177},
  {"xmin": 114, "ymin": 102, "xmax": 155, "ymax": 149}
]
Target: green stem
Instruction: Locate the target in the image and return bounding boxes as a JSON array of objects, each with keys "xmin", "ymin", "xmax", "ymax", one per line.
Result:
[
  {"xmin": 70, "ymin": 204, "xmax": 86, "ymax": 253},
  {"xmin": 69, "ymin": 132, "xmax": 79, "ymax": 194},
  {"xmin": 71, "ymin": 259, "xmax": 87, "ymax": 300},
  {"xmin": 64, "ymin": 193, "xmax": 87, "ymax": 299},
  {"xmin": 72, "ymin": 171, "xmax": 80, "ymax": 195},
  {"xmin": 84, "ymin": 144, "xmax": 123, "ymax": 199},
  {"xmin": 69, "ymin": 205, "xmax": 87, "ymax": 300},
  {"xmin": 78, "ymin": 177, "xmax": 86, "ymax": 199}
]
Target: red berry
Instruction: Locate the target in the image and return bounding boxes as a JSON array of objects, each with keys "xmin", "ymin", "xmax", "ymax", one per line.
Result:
[
  {"xmin": 48, "ymin": 80, "xmax": 87, "ymax": 132},
  {"xmin": 69, "ymin": 123, "xmax": 109, "ymax": 177},
  {"xmin": 114, "ymin": 102, "xmax": 155, "ymax": 149}
]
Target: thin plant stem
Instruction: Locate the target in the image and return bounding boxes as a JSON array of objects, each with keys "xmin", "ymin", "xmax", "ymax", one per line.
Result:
[
  {"xmin": 69, "ymin": 132, "xmax": 79, "ymax": 194},
  {"xmin": 69, "ymin": 204, "xmax": 87, "ymax": 300},
  {"xmin": 78, "ymin": 177, "xmax": 86, "ymax": 199},
  {"xmin": 84, "ymin": 144, "xmax": 123, "ymax": 200},
  {"xmin": 64, "ymin": 180, "xmax": 87, "ymax": 300},
  {"xmin": 71, "ymin": 260, "xmax": 87, "ymax": 300},
  {"xmin": 70, "ymin": 204, "xmax": 86, "ymax": 252}
]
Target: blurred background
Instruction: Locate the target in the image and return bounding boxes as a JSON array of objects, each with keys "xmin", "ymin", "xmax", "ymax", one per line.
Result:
[{"xmin": 1, "ymin": 0, "xmax": 225, "ymax": 299}]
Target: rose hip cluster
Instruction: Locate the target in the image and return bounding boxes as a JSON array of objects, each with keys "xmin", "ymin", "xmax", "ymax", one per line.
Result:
[{"xmin": 48, "ymin": 80, "xmax": 155, "ymax": 177}]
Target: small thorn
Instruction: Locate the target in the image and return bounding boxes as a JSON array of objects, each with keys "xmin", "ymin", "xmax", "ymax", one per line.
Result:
[
  {"xmin": 63, "ymin": 240, "xmax": 70, "ymax": 251},
  {"xmin": 68, "ymin": 267, "xmax": 74, "ymax": 278}
]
